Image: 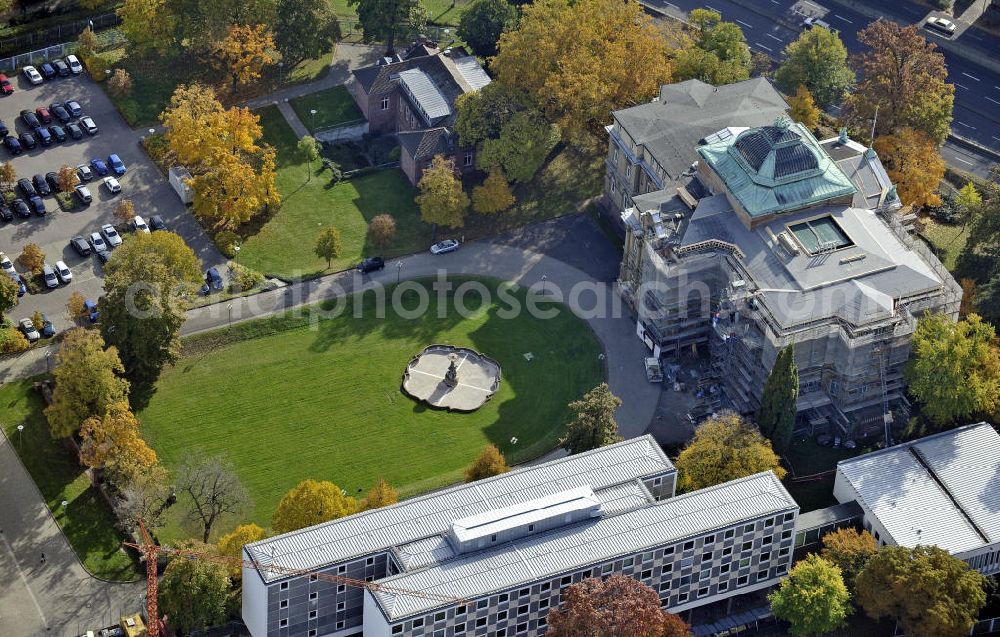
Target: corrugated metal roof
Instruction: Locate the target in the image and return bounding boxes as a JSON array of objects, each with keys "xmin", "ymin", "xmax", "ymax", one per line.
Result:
[
  {"xmin": 371, "ymin": 472, "xmax": 796, "ymax": 620},
  {"xmin": 246, "ymin": 436, "xmax": 674, "ymax": 582},
  {"xmin": 398, "ymin": 68, "xmax": 451, "ymax": 123},
  {"xmin": 450, "ymin": 486, "xmax": 600, "ymax": 545},
  {"xmin": 837, "ymin": 423, "xmax": 1000, "ymax": 553},
  {"xmin": 452, "ymin": 56, "xmax": 491, "ymax": 90}
]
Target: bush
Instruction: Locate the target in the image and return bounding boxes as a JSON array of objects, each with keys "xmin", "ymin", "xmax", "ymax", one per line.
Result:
[
  {"xmin": 228, "ymin": 263, "xmax": 265, "ymax": 293},
  {"xmin": 214, "ymin": 230, "xmax": 241, "ymax": 258},
  {"xmin": 83, "ymin": 54, "xmax": 112, "ymax": 81},
  {"xmin": 55, "ymin": 192, "xmax": 76, "ymax": 211},
  {"xmin": 108, "ymin": 68, "xmax": 133, "ymax": 98},
  {"xmin": 116, "ymin": 99, "xmax": 141, "ymax": 127},
  {"xmin": 367, "ymin": 214, "xmax": 397, "ymax": 248},
  {"xmin": 0, "ymin": 326, "xmax": 30, "ymax": 355},
  {"xmin": 388, "ymin": 145, "xmax": 401, "ymax": 162},
  {"xmin": 141, "ymin": 134, "xmax": 175, "ymax": 174}
]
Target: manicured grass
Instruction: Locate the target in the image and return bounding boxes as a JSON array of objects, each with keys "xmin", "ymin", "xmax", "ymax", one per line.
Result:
[
  {"xmin": 330, "ymin": 0, "xmax": 474, "ymax": 24},
  {"xmin": 918, "ymin": 215, "xmax": 969, "ymax": 272},
  {"xmin": 110, "ymin": 51, "xmax": 186, "ymax": 127},
  {"xmin": 241, "ymin": 106, "xmax": 431, "ymax": 278},
  {"xmin": 0, "ymin": 380, "xmax": 139, "ymax": 582},
  {"xmin": 290, "ymin": 86, "xmax": 364, "ymax": 133},
  {"xmin": 139, "ymin": 278, "xmax": 605, "ymax": 541}
]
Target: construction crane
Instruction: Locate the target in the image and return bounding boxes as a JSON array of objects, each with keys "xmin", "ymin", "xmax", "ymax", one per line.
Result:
[{"xmin": 124, "ymin": 520, "xmax": 469, "ymax": 637}]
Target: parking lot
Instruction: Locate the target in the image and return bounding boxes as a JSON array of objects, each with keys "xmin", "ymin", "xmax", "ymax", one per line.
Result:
[{"xmin": 0, "ymin": 68, "xmax": 224, "ymax": 333}]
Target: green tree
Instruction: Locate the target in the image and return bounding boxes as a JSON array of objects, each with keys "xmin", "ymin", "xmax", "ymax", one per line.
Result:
[
  {"xmin": 768, "ymin": 554, "xmax": 851, "ymax": 637},
  {"xmin": 363, "ymin": 477, "xmax": 398, "ymax": 510},
  {"xmin": 454, "ymin": 82, "xmax": 531, "ymax": 149},
  {"xmin": 671, "ymin": 8, "xmax": 751, "ymax": 85},
  {"xmin": 842, "ymin": 21, "xmax": 954, "ymax": 145},
  {"xmin": 217, "ymin": 523, "xmax": 268, "ymax": 579},
  {"xmin": 955, "ymin": 182, "xmax": 982, "ymax": 212},
  {"xmin": 272, "ymin": 479, "xmax": 358, "ymax": 534},
  {"xmin": 0, "ymin": 274, "xmax": 19, "ymax": 316},
  {"xmin": 416, "ymin": 155, "xmax": 469, "ymax": 229},
  {"xmin": 774, "ymin": 25, "xmax": 854, "ymax": 108},
  {"xmin": 472, "ymin": 168, "xmax": 516, "ymax": 214},
  {"xmin": 787, "ymin": 85, "xmax": 821, "ymax": 131},
  {"xmin": 756, "ymin": 345, "xmax": 798, "ymax": 453},
  {"xmin": 314, "ymin": 226, "xmax": 343, "ymax": 268},
  {"xmin": 905, "ymin": 312, "xmax": 1000, "ymax": 425},
  {"xmin": 298, "ymin": 135, "xmax": 320, "ymax": 180},
  {"xmin": 675, "ymin": 411, "xmax": 786, "ymax": 492},
  {"xmin": 158, "ymin": 543, "xmax": 232, "ymax": 634},
  {"xmin": 561, "ymin": 383, "xmax": 622, "ymax": 454},
  {"xmin": 458, "ymin": 0, "xmax": 518, "ymax": 58},
  {"xmin": 464, "ymin": 444, "xmax": 510, "ymax": 482},
  {"xmin": 348, "ymin": 0, "xmax": 425, "ymax": 55},
  {"xmin": 117, "ymin": 0, "xmax": 177, "ymax": 57},
  {"xmin": 856, "ymin": 545, "xmax": 987, "ymax": 637},
  {"xmin": 547, "ymin": 575, "xmax": 668, "ymax": 637},
  {"xmin": 478, "ymin": 110, "xmax": 559, "ymax": 182},
  {"xmin": 100, "ymin": 232, "xmax": 202, "ymax": 387},
  {"xmin": 275, "ymin": 0, "xmax": 341, "ymax": 68},
  {"xmin": 819, "ymin": 528, "xmax": 877, "ymax": 592},
  {"xmin": 44, "ymin": 329, "xmax": 130, "ymax": 439}
]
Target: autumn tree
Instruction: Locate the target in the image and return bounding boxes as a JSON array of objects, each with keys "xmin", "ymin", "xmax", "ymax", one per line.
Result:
[
  {"xmin": 79, "ymin": 401, "xmax": 158, "ymax": 489},
  {"xmin": 787, "ymin": 85, "xmax": 821, "ymax": 131},
  {"xmin": 905, "ymin": 312, "xmax": 1000, "ymax": 425},
  {"xmin": 464, "ymin": 444, "xmax": 510, "ymax": 482},
  {"xmin": 367, "ymin": 214, "xmax": 397, "ymax": 248},
  {"xmin": 769, "ymin": 554, "xmax": 851, "ymax": 637},
  {"xmin": 856, "ymin": 545, "xmax": 987, "ymax": 637},
  {"xmin": 108, "ymin": 69, "xmax": 133, "ymax": 98},
  {"xmin": 113, "ymin": 199, "xmax": 136, "ymax": 224},
  {"xmin": 57, "ymin": 164, "xmax": 79, "ymax": 193},
  {"xmin": 159, "ymin": 543, "xmax": 232, "ymax": 634},
  {"xmin": 0, "ymin": 275, "xmax": 18, "ymax": 316},
  {"xmin": 820, "ymin": 528, "xmax": 877, "ymax": 592},
  {"xmin": 757, "ymin": 345, "xmax": 798, "ymax": 454},
  {"xmin": 178, "ymin": 455, "xmax": 250, "ymax": 543},
  {"xmin": 675, "ymin": 411, "xmax": 786, "ymax": 492},
  {"xmin": 874, "ymin": 127, "xmax": 945, "ymax": 208},
  {"xmin": 493, "ymin": 0, "xmax": 672, "ymax": 148},
  {"xmin": 458, "ymin": 0, "xmax": 518, "ymax": 58},
  {"xmin": 363, "ymin": 477, "xmax": 398, "ymax": 510},
  {"xmin": 562, "ymin": 383, "xmax": 622, "ymax": 454},
  {"xmin": 315, "ymin": 226, "xmax": 343, "ymax": 268},
  {"xmin": 45, "ymin": 329, "xmax": 130, "ymax": 439},
  {"xmin": 272, "ymin": 479, "xmax": 358, "ymax": 534},
  {"xmin": 547, "ymin": 575, "xmax": 667, "ymax": 637},
  {"xmin": 18, "ymin": 244, "xmax": 45, "ymax": 275},
  {"xmin": 117, "ymin": 0, "xmax": 176, "ymax": 57},
  {"xmin": 472, "ymin": 168, "xmax": 515, "ymax": 214},
  {"xmin": 775, "ymin": 25, "xmax": 854, "ymax": 108},
  {"xmin": 416, "ymin": 155, "xmax": 469, "ymax": 229},
  {"xmin": 192, "ymin": 150, "xmax": 280, "ymax": 229},
  {"xmin": 218, "ymin": 523, "xmax": 268, "ymax": 578},
  {"xmin": 349, "ymin": 0, "xmax": 425, "ymax": 55},
  {"xmin": 115, "ymin": 464, "xmax": 171, "ymax": 533},
  {"xmin": 955, "ymin": 182, "xmax": 982, "ymax": 213},
  {"xmin": 0, "ymin": 326, "xmax": 29, "ymax": 355},
  {"xmin": 0, "ymin": 161, "xmax": 15, "ymax": 189},
  {"xmin": 218, "ymin": 24, "xmax": 276, "ymax": 90},
  {"xmin": 275, "ymin": 0, "xmax": 341, "ymax": 69},
  {"xmin": 750, "ymin": 50, "xmax": 772, "ymax": 78},
  {"xmin": 78, "ymin": 26, "xmax": 100, "ymax": 58},
  {"xmin": 842, "ymin": 21, "xmax": 954, "ymax": 145},
  {"xmin": 66, "ymin": 292, "xmax": 87, "ymax": 323},
  {"xmin": 662, "ymin": 613, "xmax": 693, "ymax": 637}
]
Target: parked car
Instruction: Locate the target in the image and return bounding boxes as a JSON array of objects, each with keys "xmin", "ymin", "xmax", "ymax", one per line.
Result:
[
  {"xmin": 74, "ymin": 184, "xmax": 92, "ymax": 204},
  {"xmin": 22, "ymin": 66, "xmax": 43, "ymax": 85},
  {"xmin": 35, "ymin": 106, "xmax": 51, "ymax": 123},
  {"xmin": 430, "ymin": 239, "xmax": 460, "ymax": 254},
  {"xmin": 108, "ymin": 154, "xmax": 126, "ymax": 175},
  {"xmin": 0, "ymin": 74, "xmax": 12, "ymax": 95},
  {"xmin": 103, "ymin": 176, "xmax": 121, "ymax": 194},
  {"xmin": 77, "ymin": 164, "xmax": 93, "ymax": 181},
  {"xmin": 10, "ymin": 273, "xmax": 25, "ymax": 296},
  {"xmin": 42, "ymin": 263, "xmax": 58, "ymax": 288},
  {"xmin": 34, "ymin": 126, "xmax": 52, "ymax": 146},
  {"xmin": 149, "ymin": 215, "xmax": 167, "ymax": 232},
  {"xmin": 17, "ymin": 178, "xmax": 36, "ymax": 198},
  {"xmin": 84, "ymin": 298, "xmax": 98, "ymax": 322},
  {"xmin": 45, "ymin": 172, "xmax": 59, "ymax": 192},
  {"xmin": 40, "ymin": 315, "xmax": 55, "ymax": 337},
  {"xmin": 18, "ymin": 132, "xmax": 36, "ymax": 150},
  {"xmin": 50, "ymin": 102, "xmax": 70, "ymax": 123},
  {"xmin": 0, "ymin": 204, "xmax": 12, "ymax": 222},
  {"xmin": 0, "ymin": 119, "xmax": 8, "ymax": 136},
  {"xmin": 18, "ymin": 318, "xmax": 39, "ymax": 342},
  {"xmin": 65, "ymin": 55, "xmax": 83, "ymax": 75},
  {"xmin": 66, "ymin": 122, "xmax": 83, "ymax": 139},
  {"xmin": 54, "ymin": 260, "xmax": 72, "ymax": 283},
  {"xmin": 96, "ymin": 249, "xmax": 111, "ymax": 264},
  {"xmin": 49, "ymin": 124, "xmax": 66, "ymax": 143},
  {"xmin": 101, "ymin": 224, "xmax": 122, "ymax": 247},
  {"xmin": 89, "ymin": 232, "xmax": 107, "ymax": 252},
  {"xmin": 32, "ymin": 174, "xmax": 50, "ymax": 196},
  {"xmin": 80, "ymin": 116, "xmax": 98, "ymax": 135},
  {"xmin": 357, "ymin": 256, "xmax": 385, "ymax": 273},
  {"xmin": 52, "ymin": 59, "xmax": 70, "ymax": 77},
  {"xmin": 20, "ymin": 109, "xmax": 39, "ymax": 128},
  {"xmin": 70, "ymin": 235, "xmax": 92, "ymax": 256},
  {"xmin": 131, "ymin": 215, "xmax": 150, "ymax": 233},
  {"xmin": 0, "ymin": 252, "xmax": 14, "ymax": 275},
  {"xmin": 11, "ymin": 198, "xmax": 30, "ymax": 218},
  {"xmin": 925, "ymin": 16, "xmax": 956, "ymax": 35},
  {"xmin": 205, "ymin": 267, "xmax": 224, "ymax": 291},
  {"xmin": 38, "ymin": 62, "xmax": 56, "ymax": 80},
  {"xmin": 90, "ymin": 158, "xmax": 108, "ymax": 176},
  {"xmin": 29, "ymin": 196, "xmax": 46, "ymax": 216},
  {"xmin": 3, "ymin": 136, "xmax": 20, "ymax": 155},
  {"xmin": 65, "ymin": 100, "xmax": 82, "ymax": 117}
]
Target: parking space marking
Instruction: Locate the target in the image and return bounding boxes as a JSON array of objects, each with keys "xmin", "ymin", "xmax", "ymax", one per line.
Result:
[
  {"xmin": 705, "ymin": 5, "xmax": 720, "ymax": 12},
  {"xmin": 754, "ymin": 42, "xmax": 773, "ymax": 52},
  {"xmin": 736, "ymin": 19, "xmax": 754, "ymax": 28},
  {"xmin": 955, "ymin": 83, "xmax": 969, "ymax": 90},
  {"xmin": 986, "ymin": 97, "xmax": 1000, "ymax": 106},
  {"xmin": 955, "ymin": 121, "xmax": 976, "ymax": 130},
  {"xmin": 833, "ymin": 14, "xmax": 852, "ymax": 23},
  {"xmin": 953, "ymin": 156, "xmax": 974, "ymax": 165},
  {"xmin": 962, "ymin": 72, "xmax": 981, "ymax": 82},
  {"xmin": 766, "ymin": 33, "xmax": 783, "ymax": 42}
]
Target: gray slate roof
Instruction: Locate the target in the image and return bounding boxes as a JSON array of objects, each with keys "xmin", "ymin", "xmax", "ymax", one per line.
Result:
[{"xmin": 398, "ymin": 127, "xmax": 452, "ymax": 161}]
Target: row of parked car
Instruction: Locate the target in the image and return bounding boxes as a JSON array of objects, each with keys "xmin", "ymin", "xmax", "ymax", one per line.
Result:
[
  {"xmin": 3, "ymin": 102, "xmax": 97, "ymax": 155},
  {"xmin": 21, "ymin": 55, "xmax": 84, "ymax": 86},
  {"xmin": 0, "ymin": 154, "xmax": 129, "ymax": 222}
]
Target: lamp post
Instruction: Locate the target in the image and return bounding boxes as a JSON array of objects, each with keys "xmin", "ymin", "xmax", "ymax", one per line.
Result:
[
  {"xmin": 227, "ymin": 303, "xmax": 233, "ymax": 329},
  {"xmin": 310, "ymin": 108, "xmax": 317, "ymax": 134},
  {"xmin": 278, "ymin": 61, "xmax": 284, "ymax": 85},
  {"xmin": 17, "ymin": 424, "xmax": 23, "ymax": 450},
  {"xmin": 541, "ymin": 275, "xmax": 547, "ymax": 296},
  {"xmin": 234, "ymin": 244, "xmax": 241, "ymax": 269},
  {"xmin": 396, "ymin": 261, "xmax": 403, "ymax": 284},
  {"xmin": 45, "ymin": 350, "xmax": 51, "ymax": 373}
]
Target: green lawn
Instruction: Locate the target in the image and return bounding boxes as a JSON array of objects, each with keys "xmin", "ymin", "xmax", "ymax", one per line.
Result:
[
  {"xmin": 139, "ymin": 278, "xmax": 604, "ymax": 541},
  {"xmin": 918, "ymin": 215, "xmax": 969, "ymax": 272},
  {"xmin": 290, "ymin": 86, "xmax": 364, "ymax": 133},
  {"xmin": 0, "ymin": 380, "xmax": 139, "ymax": 582},
  {"xmin": 241, "ymin": 106, "xmax": 431, "ymax": 278}
]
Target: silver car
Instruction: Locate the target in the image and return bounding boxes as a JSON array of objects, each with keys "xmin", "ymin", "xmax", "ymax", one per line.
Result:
[
  {"xmin": 55, "ymin": 260, "xmax": 72, "ymax": 284},
  {"xmin": 101, "ymin": 224, "xmax": 122, "ymax": 247},
  {"xmin": 18, "ymin": 318, "xmax": 40, "ymax": 342},
  {"xmin": 42, "ymin": 263, "xmax": 59, "ymax": 288},
  {"xmin": 22, "ymin": 65, "xmax": 43, "ymax": 85},
  {"xmin": 89, "ymin": 231, "xmax": 107, "ymax": 252}
]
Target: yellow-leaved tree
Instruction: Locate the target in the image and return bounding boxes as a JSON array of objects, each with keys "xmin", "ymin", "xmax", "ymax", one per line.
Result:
[
  {"xmin": 675, "ymin": 411, "xmax": 786, "ymax": 492},
  {"xmin": 874, "ymin": 127, "xmax": 946, "ymax": 208},
  {"xmin": 218, "ymin": 523, "xmax": 269, "ymax": 579},
  {"xmin": 79, "ymin": 401, "xmax": 158, "ymax": 488},
  {"xmin": 272, "ymin": 479, "xmax": 358, "ymax": 534},
  {"xmin": 217, "ymin": 24, "xmax": 276, "ymax": 90}
]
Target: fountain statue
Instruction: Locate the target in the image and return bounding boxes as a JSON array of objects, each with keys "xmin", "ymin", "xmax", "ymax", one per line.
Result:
[{"xmin": 443, "ymin": 353, "xmax": 459, "ymax": 388}]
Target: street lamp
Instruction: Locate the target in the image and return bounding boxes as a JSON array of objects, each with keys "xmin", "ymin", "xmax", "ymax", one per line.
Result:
[
  {"xmin": 44, "ymin": 350, "xmax": 51, "ymax": 373},
  {"xmin": 541, "ymin": 275, "xmax": 547, "ymax": 296},
  {"xmin": 310, "ymin": 108, "xmax": 317, "ymax": 133},
  {"xmin": 233, "ymin": 244, "xmax": 241, "ymax": 269},
  {"xmin": 227, "ymin": 303, "xmax": 233, "ymax": 329},
  {"xmin": 396, "ymin": 261, "xmax": 403, "ymax": 284},
  {"xmin": 17, "ymin": 424, "xmax": 23, "ymax": 449}
]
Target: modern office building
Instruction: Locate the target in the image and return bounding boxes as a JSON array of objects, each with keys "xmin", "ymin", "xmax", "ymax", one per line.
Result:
[
  {"xmin": 834, "ymin": 422, "xmax": 1000, "ymax": 575},
  {"xmin": 242, "ymin": 435, "xmax": 799, "ymax": 637}
]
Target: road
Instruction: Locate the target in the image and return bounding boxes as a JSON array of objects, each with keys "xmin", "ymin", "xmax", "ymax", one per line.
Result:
[{"xmin": 645, "ymin": 0, "xmax": 1000, "ymax": 177}]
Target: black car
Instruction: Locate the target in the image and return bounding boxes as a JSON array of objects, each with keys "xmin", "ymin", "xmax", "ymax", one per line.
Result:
[
  {"xmin": 0, "ymin": 204, "xmax": 12, "ymax": 222},
  {"xmin": 19, "ymin": 109, "xmax": 39, "ymax": 129},
  {"xmin": 70, "ymin": 235, "xmax": 91, "ymax": 256},
  {"xmin": 11, "ymin": 198, "xmax": 30, "ymax": 218},
  {"xmin": 49, "ymin": 125, "xmax": 66, "ymax": 143},
  {"xmin": 65, "ymin": 100, "xmax": 82, "ymax": 117},
  {"xmin": 357, "ymin": 256, "xmax": 386, "ymax": 273},
  {"xmin": 29, "ymin": 195, "xmax": 45, "ymax": 216},
  {"xmin": 149, "ymin": 215, "xmax": 167, "ymax": 231},
  {"xmin": 32, "ymin": 174, "xmax": 50, "ymax": 196},
  {"xmin": 50, "ymin": 103, "xmax": 70, "ymax": 123},
  {"xmin": 39, "ymin": 62, "xmax": 56, "ymax": 80},
  {"xmin": 18, "ymin": 132, "xmax": 36, "ymax": 149},
  {"xmin": 4, "ymin": 136, "xmax": 21, "ymax": 155},
  {"xmin": 97, "ymin": 249, "xmax": 111, "ymax": 264},
  {"xmin": 66, "ymin": 122, "xmax": 83, "ymax": 140},
  {"xmin": 0, "ymin": 119, "xmax": 7, "ymax": 137},
  {"xmin": 17, "ymin": 178, "xmax": 36, "ymax": 198},
  {"xmin": 34, "ymin": 126, "xmax": 52, "ymax": 146},
  {"xmin": 52, "ymin": 59, "xmax": 70, "ymax": 77},
  {"xmin": 45, "ymin": 172, "xmax": 59, "ymax": 191}
]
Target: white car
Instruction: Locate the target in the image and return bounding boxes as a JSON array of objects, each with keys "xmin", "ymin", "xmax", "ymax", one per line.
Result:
[
  {"xmin": 89, "ymin": 231, "xmax": 107, "ymax": 252},
  {"xmin": 430, "ymin": 239, "xmax": 460, "ymax": 254},
  {"xmin": 65, "ymin": 54, "xmax": 83, "ymax": 74},
  {"xmin": 18, "ymin": 318, "xmax": 39, "ymax": 342},
  {"xmin": 22, "ymin": 65, "xmax": 42, "ymax": 85},
  {"xmin": 104, "ymin": 176, "xmax": 121, "ymax": 194},
  {"xmin": 0, "ymin": 252, "xmax": 14, "ymax": 276},
  {"xmin": 132, "ymin": 215, "xmax": 150, "ymax": 234},
  {"xmin": 802, "ymin": 16, "xmax": 833, "ymax": 30},
  {"xmin": 54, "ymin": 260, "xmax": 72, "ymax": 284},
  {"xmin": 42, "ymin": 263, "xmax": 59, "ymax": 289},
  {"xmin": 925, "ymin": 16, "xmax": 957, "ymax": 35},
  {"xmin": 101, "ymin": 223, "xmax": 122, "ymax": 247}
]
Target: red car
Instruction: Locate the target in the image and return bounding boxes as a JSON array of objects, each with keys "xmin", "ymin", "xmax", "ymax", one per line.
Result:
[
  {"xmin": 0, "ymin": 74, "xmax": 12, "ymax": 95},
  {"xmin": 35, "ymin": 106, "xmax": 51, "ymax": 124}
]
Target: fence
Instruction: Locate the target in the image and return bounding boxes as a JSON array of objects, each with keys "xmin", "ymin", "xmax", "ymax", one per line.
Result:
[
  {"xmin": 0, "ymin": 11, "xmax": 119, "ymax": 57},
  {"xmin": 0, "ymin": 42, "xmax": 72, "ymax": 74},
  {"xmin": 189, "ymin": 621, "xmax": 251, "ymax": 637}
]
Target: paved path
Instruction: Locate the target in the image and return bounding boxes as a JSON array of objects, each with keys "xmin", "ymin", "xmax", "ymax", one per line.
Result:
[{"xmin": 0, "ymin": 429, "xmax": 145, "ymax": 637}]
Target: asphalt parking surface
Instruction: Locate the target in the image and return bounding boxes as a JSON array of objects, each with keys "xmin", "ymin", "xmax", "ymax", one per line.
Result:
[{"xmin": 0, "ymin": 69, "xmax": 223, "ymax": 333}]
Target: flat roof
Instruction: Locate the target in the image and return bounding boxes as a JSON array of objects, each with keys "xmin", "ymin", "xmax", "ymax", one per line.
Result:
[
  {"xmin": 370, "ymin": 472, "xmax": 797, "ymax": 621},
  {"xmin": 837, "ymin": 423, "xmax": 1000, "ymax": 553},
  {"xmin": 450, "ymin": 486, "xmax": 600, "ymax": 545},
  {"xmin": 245, "ymin": 436, "xmax": 674, "ymax": 582}
]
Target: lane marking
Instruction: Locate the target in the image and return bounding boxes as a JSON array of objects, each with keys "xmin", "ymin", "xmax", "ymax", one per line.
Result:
[
  {"xmin": 705, "ymin": 5, "xmax": 719, "ymax": 11},
  {"xmin": 993, "ymin": 136, "xmax": 1000, "ymax": 142},
  {"xmin": 834, "ymin": 14, "xmax": 852, "ymax": 23},
  {"xmin": 770, "ymin": 0, "xmax": 779, "ymax": 4},
  {"xmin": 736, "ymin": 19, "xmax": 754, "ymax": 28},
  {"xmin": 955, "ymin": 83, "xmax": 969, "ymax": 90},
  {"xmin": 986, "ymin": 97, "xmax": 1000, "ymax": 106},
  {"xmin": 754, "ymin": 42, "xmax": 774, "ymax": 52},
  {"xmin": 962, "ymin": 72, "xmax": 981, "ymax": 82},
  {"xmin": 0, "ymin": 529, "xmax": 48, "ymax": 629},
  {"xmin": 955, "ymin": 121, "xmax": 976, "ymax": 130},
  {"xmin": 766, "ymin": 33, "xmax": 783, "ymax": 42},
  {"xmin": 953, "ymin": 156, "xmax": 974, "ymax": 165}
]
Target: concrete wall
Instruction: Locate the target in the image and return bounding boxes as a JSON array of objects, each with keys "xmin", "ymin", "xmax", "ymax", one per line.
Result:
[{"xmin": 243, "ymin": 558, "xmax": 269, "ymax": 637}]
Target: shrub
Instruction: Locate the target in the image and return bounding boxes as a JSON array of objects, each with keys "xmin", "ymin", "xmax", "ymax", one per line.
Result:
[
  {"xmin": 83, "ymin": 54, "xmax": 112, "ymax": 81},
  {"xmin": 0, "ymin": 326, "xmax": 30, "ymax": 355},
  {"xmin": 228, "ymin": 263, "xmax": 264, "ymax": 293},
  {"xmin": 108, "ymin": 68, "xmax": 133, "ymax": 98},
  {"xmin": 141, "ymin": 134, "xmax": 175, "ymax": 174},
  {"xmin": 214, "ymin": 230, "xmax": 241, "ymax": 258},
  {"xmin": 55, "ymin": 192, "xmax": 76, "ymax": 211},
  {"xmin": 18, "ymin": 244, "xmax": 45, "ymax": 275},
  {"xmin": 116, "ymin": 100, "xmax": 141, "ymax": 127},
  {"xmin": 367, "ymin": 214, "xmax": 397, "ymax": 248}
]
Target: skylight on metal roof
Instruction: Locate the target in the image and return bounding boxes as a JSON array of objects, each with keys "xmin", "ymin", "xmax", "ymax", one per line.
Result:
[{"xmin": 789, "ymin": 216, "xmax": 854, "ymax": 254}]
